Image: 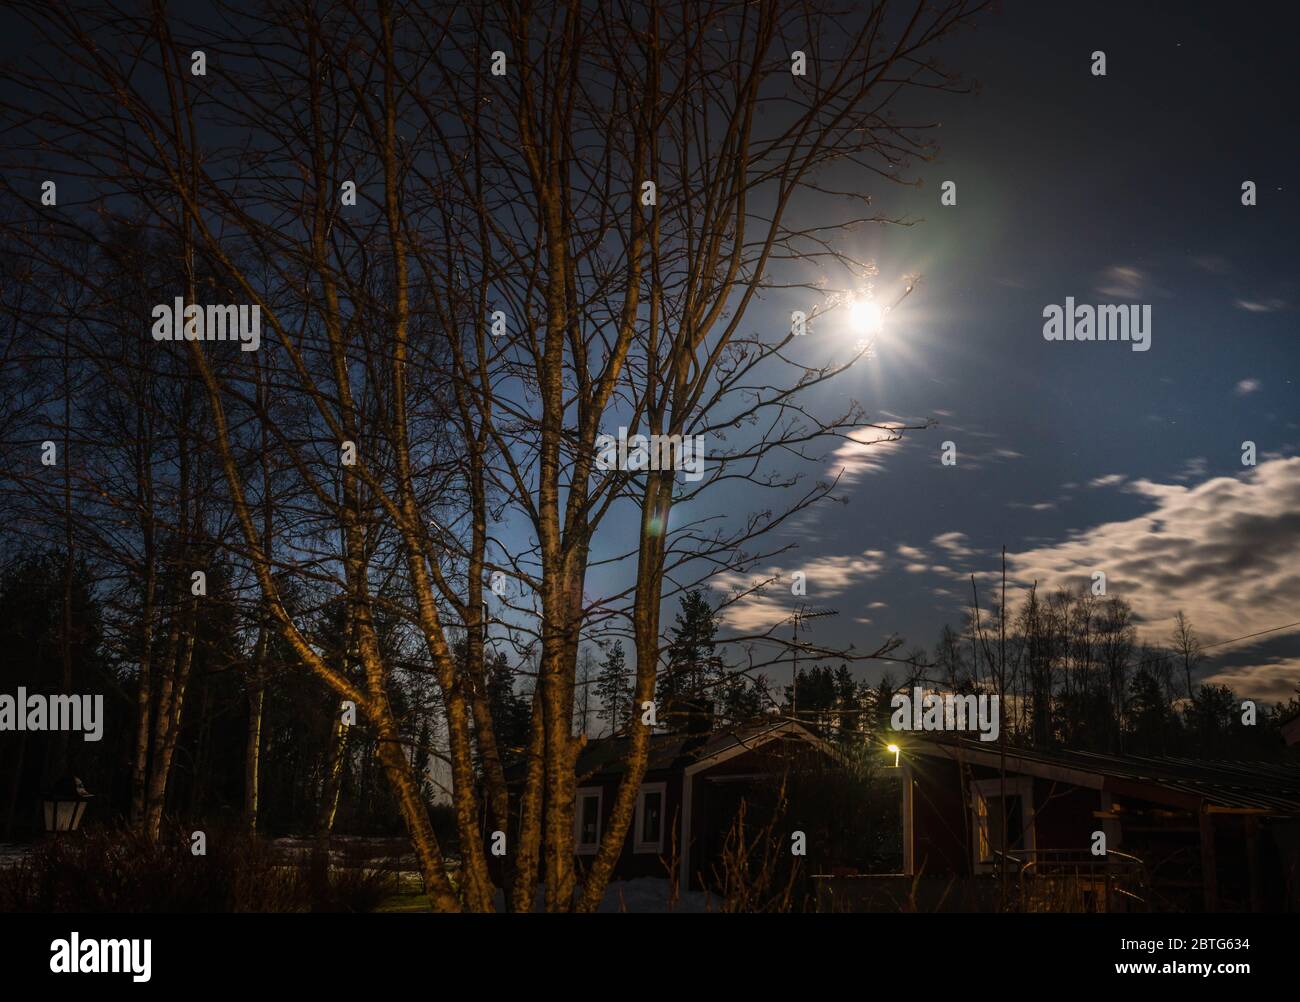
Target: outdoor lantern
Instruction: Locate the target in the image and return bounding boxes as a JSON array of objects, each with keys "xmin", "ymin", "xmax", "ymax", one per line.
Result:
[
  {"xmin": 42, "ymin": 774, "xmax": 92, "ymax": 833},
  {"xmin": 886, "ymin": 743, "xmax": 901, "ymax": 768}
]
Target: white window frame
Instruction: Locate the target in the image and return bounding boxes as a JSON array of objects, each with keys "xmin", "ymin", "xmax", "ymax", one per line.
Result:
[
  {"xmin": 970, "ymin": 777, "xmax": 1035, "ymax": 873},
  {"xmin": 574, "ymin": 786, "xmax": 603, "ymax": 855},
  {"xmin": 633, "ymin": 782, "xmax": 668, "ymax": 854}
]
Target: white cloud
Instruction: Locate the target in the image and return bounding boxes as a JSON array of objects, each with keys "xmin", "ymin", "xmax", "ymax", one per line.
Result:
[
  {"xmin": 1235, "ymin": 378, "xmax": 1261, "ymax": 395},
  {"xmin": 712, "ymin": 550, "xmax": 887, "ymax": 633},
  {"xmin": 1097, "ymin": 265, "xmax": 1144, "ymax": 300},
  {"xmin": 1201, "ymin": 658, "xmax": 1300, "ymax": 703},
  {"xmin": 1235, "ymin": 298, "xmax": 1286, "ymax": 313},
  {"xmin": 932, "ymin": 531, "xmax": 976, "ymax": 558},
  {"xmin": 827, "ymin": 425, "xmax": 906, "ymax": 483},
  {"xmin": 1088, "ymin": 473, "xmax": 1126, "ymax": 488},
  {"xmin": 1171, "ymin": 457, "xmax": 1208, "ymax": 483},
  {"xmin": 1006, "ymin": 457, "xmax": 1300, "ymax": 674}
]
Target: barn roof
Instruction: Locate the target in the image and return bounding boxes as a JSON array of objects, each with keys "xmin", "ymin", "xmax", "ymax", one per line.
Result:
[
  {"xmin": 574, "ymin": 718, "xmax": 832, "ymax": 780},
  {"xmin": 908, "ymin": 732, "xmax": 1300, "ymax": 814}
]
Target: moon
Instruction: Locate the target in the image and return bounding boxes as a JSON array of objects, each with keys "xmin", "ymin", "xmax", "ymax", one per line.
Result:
[{"xmin": 849, "ymin": 297, "xmax": 883, "ymax": 334}]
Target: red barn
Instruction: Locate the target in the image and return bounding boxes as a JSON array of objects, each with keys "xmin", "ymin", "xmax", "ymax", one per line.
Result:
[{"xmin": 819, "ymin": 732, "xmax": 1300, "ymax": 912}]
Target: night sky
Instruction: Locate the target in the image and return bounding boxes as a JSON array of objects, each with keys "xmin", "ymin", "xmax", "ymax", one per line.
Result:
[
  {"xmin": 592, "ymin": 1, "xmax": 1300, "ymax": 700},
  {"xmin": 1, "ymin": 2, "xmax": 1295, "ymax": 701}
]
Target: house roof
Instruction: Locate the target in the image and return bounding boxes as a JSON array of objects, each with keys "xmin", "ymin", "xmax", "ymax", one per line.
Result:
[
  {"xmin": 906, "ymin": 732, "xmax": 1300, "ymax": 814},
  {"xmin": 575, "ymin": 718, "xmax": 832, "ymax": 780}
]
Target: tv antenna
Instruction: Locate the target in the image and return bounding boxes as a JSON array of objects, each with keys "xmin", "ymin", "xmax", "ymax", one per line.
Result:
[{"xmin": 788, "ymin": 604, "xmax": 839, "ymax": 721}]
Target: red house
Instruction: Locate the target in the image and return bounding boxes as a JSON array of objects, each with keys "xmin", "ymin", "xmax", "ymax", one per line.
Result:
[
  {"xmin": 819, "ymin": 732, "xmax": 1300, "ymax": 912},
  {"xmin": 493, "ymin": 719, "xmax": 838, "ymax": 890}
]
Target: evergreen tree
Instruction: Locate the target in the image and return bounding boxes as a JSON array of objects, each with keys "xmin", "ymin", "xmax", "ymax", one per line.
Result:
[
  {"xmin": 485, "ymin": 649, "xmax": 530, "ymax": 767},
  {"xmin": 594, "ymin": 640, "xmax": 631, "ymax": 735},
  {"xmin": 1126, "ymin": 665, "xmax": 1172, "ymax": 755},
  {"xmin": 718, "ymin": 669, "xmax": 764, "ymax": 727},
  {"xmin": 658, "ymin": 590, "xmax": 721, "ymax": 728}
]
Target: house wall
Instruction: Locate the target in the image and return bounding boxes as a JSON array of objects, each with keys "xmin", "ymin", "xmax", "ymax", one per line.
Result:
[
  {"xmin": 909, "ymin": 756, "xmax": 969, "ymax": 876},
  {"xmin": 574, "ymin": 769, "xmax": 684, "ymax": 881},
  {"xmin": 1028, "ymin": 780, "xmax": 1101, "ymax": 852},
  {"xmin": 909, "ymin": 757, "xmax": 1104, "ymax": 876},
  {"xmin": 683, "ymin": 737, "xmax": 842, "ymax": 889}
]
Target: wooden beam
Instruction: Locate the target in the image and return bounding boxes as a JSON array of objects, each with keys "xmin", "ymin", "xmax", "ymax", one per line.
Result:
[
  {"xmin": 1205, "ymin": 806, "xmax": 1271, "ymax": 815},
  {"xmin": 1199, "ymin": 811, "xmax": 1218, "ymax": 912},
  {"xmin": 1245, "ymin": 816, "xmax": 1263, "ymax": 913}
]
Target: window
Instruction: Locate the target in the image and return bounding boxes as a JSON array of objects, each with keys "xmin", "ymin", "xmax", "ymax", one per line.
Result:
[
  {"xmin": 634, "ymin": 782, "xmax": 667, "ymax": 854},
  {"xmin": 575, "ymin": 787, "xmax": 602, "ymax": 854},
  {"xmin": 971, "ymin": 778, "xmax": 1035, "ymax": 871}
]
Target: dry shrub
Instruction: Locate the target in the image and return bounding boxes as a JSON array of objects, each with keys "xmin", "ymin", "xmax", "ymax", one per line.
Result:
[
  {"xmin": 710, "ymin": 783, "xmax": 805, "ymax": 913},
  {"xmin": 0, "ymin": 824, "xmax": 397, "ymax": 912}
]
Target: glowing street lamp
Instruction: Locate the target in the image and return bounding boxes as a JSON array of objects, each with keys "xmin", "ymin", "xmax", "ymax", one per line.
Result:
[{"xmin": 886, "ymin": 743, "xmax": 901, "ymax": 768}]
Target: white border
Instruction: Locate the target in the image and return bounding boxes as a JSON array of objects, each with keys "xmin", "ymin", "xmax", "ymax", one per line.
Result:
[
  {"xmin": 633, "ymin": 782, "xmax": 668, "ymax": 854},
  {"xmin": 574, "ymin": 785, "xmax": 603, "ymax": 855},
  {"xmin": 970, "ymin": 776, "xmax": 1035, "ymax": 872}
]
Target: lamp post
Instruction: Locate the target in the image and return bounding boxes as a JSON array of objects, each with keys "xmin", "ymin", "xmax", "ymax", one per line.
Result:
[{"xmin": 42, "ymin": 774, "xmax": 92, "ymax": 834}]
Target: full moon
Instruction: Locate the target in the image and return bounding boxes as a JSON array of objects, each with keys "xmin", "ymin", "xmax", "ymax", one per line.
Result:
[{"xmin": 849, "ymin": 298, "xmax": 883, "ymax": 334}]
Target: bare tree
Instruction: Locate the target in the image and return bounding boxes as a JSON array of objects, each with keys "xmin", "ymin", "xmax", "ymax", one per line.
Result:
[
  {"xmin": 0, "ymin": 0, "xmax": 989, "ymax": 911},
  {"xmin": 1171, "ymin": 610, "xmax": 1204, "ymax": 702}
]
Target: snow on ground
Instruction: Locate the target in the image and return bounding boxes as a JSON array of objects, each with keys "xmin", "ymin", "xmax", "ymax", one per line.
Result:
[
  {"xmin": 596, "ymin": 878, "xmax": 710, "ymax": 913},
  {"xmin": 2, "ymin": 837, "xmax": 711, "ymax": 912}
]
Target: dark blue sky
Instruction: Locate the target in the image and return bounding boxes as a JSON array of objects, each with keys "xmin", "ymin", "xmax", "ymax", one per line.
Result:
[
  {"xmin": 627, "ymin": 1, "xmax": 1300, "ymax": 700},
  {"xmin": 1, "ymin": 2, "xmax": 1293, "ymax": 700}
]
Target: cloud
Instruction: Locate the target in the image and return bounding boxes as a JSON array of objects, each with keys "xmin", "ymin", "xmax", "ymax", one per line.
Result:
[
  {"xmin": 1088, "ymin": 473, "xmax": 1126, "ymax": 488},
  {"xmin": 1005, "ymin": 457, "xmax": 1300, "ymax": 676},
  {"xmin": 1171, "ymin": 457, "xmax": 1208, "ymax": 483},
  {"xmin": 1201, "ymin": 658, "xmax": 1300, "ymax": 703},
  {"xmin": 712, "ymin": 550, "xmax": 887, "ymax": 633},
  {"xmin": 1096, "ymin": 265, "xmax": 1145, "ymax": 300},
  {"xmin": 1236, "ymin": 298, "xmax": 1286, "ymax": 313},
  {"xmin": 827, "ymin": 425, "xmax": 907, "ymax": 483},
  {"xmin": 1235, "ymin": 378, "xmax": 1261, "ymax": 395},
  {"xmin": 942, "ymin": 443, "xmax": 1024, "ymax": 472},
  {"xmin": 932, "ymin": 531, "xmax": 976, "ymax": 558}
]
